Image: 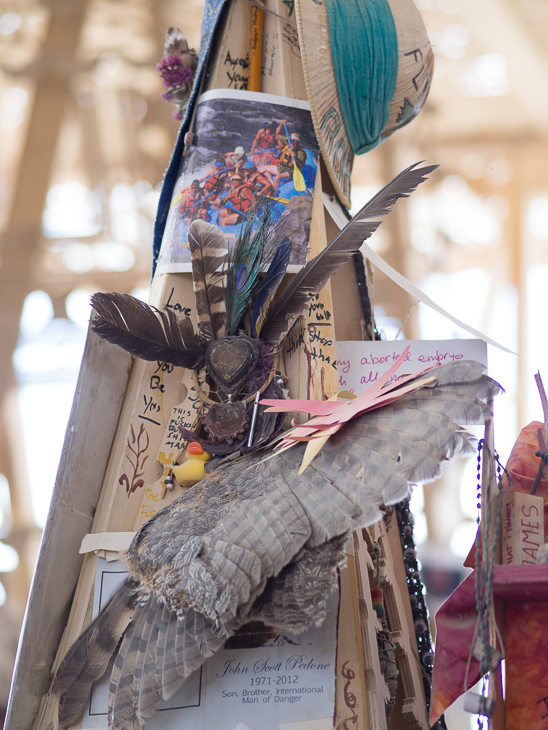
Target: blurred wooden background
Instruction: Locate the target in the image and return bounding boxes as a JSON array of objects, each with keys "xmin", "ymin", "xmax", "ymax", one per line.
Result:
[{"xmin": 0, "ymin": 0, "xmax": 547, "ymax": 725}]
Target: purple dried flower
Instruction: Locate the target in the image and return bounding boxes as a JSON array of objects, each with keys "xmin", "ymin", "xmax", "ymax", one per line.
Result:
[
  {"xmin": 156, "ymin": 52, "xmax": 195, "ymax": 122},
  {"xmin": 156, "ymin": 54, "xmax": 194, "ymax": 89}
]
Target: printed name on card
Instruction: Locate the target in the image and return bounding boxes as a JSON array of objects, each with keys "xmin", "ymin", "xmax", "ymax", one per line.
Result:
[{"xmin": 82, "ymin": 560, "xmax": 337, "ymax": 730}]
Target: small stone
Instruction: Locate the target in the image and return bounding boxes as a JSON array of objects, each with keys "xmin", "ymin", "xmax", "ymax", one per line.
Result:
[
  {"xmin": 404, "ymin": 547, "xmax": 416, "ymax": 562},
  {"xmin": 414, "ymin": 619, "xmax": 428, "ymax": 634}
]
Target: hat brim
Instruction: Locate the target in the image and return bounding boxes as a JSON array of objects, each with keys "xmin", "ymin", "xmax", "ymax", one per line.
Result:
[
  {"xmin": 296, "ymin": 0, "xmax": 352, "ymax": 207},
  {"xmin": 296, "ymin": 0, "xmax": 434, "ymax": 209}
]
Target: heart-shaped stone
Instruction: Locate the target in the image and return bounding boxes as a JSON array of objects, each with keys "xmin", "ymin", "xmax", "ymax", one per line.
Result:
[{"xmin": 205, "ymin": 336, "xmax": 259, "ymax": 395}]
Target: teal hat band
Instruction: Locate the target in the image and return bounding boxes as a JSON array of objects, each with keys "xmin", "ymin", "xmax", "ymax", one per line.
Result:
[{"xmin": 324, "ymin": 0, "xmax": 399, "ymax": 155}]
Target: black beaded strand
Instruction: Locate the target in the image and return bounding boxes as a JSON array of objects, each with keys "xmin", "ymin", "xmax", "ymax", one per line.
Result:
[{"xmin": 393, "ymin": 498, "xmax": 448, "ymax": 730}]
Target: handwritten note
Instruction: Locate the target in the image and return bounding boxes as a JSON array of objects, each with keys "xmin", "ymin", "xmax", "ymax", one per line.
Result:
[
  {"xmin": 223, "ymin": 49, "xmax": 249, "ymax": 90},
  {"xmin": 281, "ymin": 22, "xmax": 301, "ymax": 59},
  {"xmin": 282, "ymin": 294, "xmax": 339, "ymax": 406},
  {"xmin": 135, "ymin": 368, "xmax": 207, "ymax": 526},
  {"xmin": 501, "ymin": 493, "xmax": 544, "ymax": 565},
  {"xmin": 83, "ymin": 560, "xmax": 337, "ymax": 730},
  {"xmin": 336, "ymin": 339, "xmax": 488, "ymax": 394},
  {"xmin": 285, "ymin": 297, "xmax": 336, "ymax": 368}
]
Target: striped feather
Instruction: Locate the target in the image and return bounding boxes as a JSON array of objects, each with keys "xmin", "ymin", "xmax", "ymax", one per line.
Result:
[
  {"xmin": 159, "ymin": 611, "xmax": 182, "ymax": 699},
  {"xmin": 108, "ymin": 599, "xmax": 152, "ymax": 728},
  {"xmin": 153, "ymin": 604, "xmax": 171, "ymax": 700},
  {"xmin": 134, "ymin": 600, "xmax": 162, "ymax": 723},
  {"xmin": 54, "ymin": 580, "xmax": 138, "ymax": 726},
  {"xmin": 188, "ymin": 220, "xmax": 227, "ymax": 341},
  {"xmin": 175, "ymin": 611, "xmax": 200, "ymax": 676}
]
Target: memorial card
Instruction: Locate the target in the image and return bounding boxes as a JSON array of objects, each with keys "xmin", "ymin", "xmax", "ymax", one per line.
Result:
[{"xmin": 82, "ymin": 559, "xmax": 337, "ymax": 730}]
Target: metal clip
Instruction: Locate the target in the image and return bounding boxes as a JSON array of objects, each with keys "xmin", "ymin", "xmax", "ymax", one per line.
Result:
[{"xmin": 247, "ymin": 391, "xmax": 261, "ymax": 447}]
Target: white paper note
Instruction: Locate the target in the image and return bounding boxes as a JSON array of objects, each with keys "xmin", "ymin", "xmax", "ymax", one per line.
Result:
[
  {"xmin": 322, "ymin": 193, "xmax": 516, "ymax": 355},
  {"xmin": 335, "ymin": 339, "xmax": 488, "ymax": 395}
]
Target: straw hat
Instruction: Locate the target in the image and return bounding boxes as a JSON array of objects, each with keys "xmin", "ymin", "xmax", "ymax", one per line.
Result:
[{"xmin": 295, "ymin": 0, "xmax": 434, "ymax": 208}]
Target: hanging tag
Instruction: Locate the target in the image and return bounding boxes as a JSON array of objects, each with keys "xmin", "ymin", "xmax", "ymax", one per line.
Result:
[{"xmin": 501, "ymin": 492, "xmax": 544, "ymax": 565}]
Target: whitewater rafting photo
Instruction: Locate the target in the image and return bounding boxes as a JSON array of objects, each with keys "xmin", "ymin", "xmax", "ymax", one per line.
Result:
[{"xmin": 156, "ymin": 89, "xmax": 320, "ymax": 274}]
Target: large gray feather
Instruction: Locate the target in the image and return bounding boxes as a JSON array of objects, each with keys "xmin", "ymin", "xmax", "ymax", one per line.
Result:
[{"xmin": 53, "ymin": 360, "xmax": 501, "ymax": 729}]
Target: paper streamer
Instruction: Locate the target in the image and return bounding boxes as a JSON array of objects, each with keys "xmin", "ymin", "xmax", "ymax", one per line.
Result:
[
  {"xmin": 80, "ymin": 531, "xmax": 136, "ymax": 561},
  {"xmin": 322, "ymin": 193, "xmax": 516, "ymax": 355}
]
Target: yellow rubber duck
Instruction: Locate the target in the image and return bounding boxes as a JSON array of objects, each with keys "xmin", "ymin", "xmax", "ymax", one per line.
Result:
[{"xmin": 172, "ymin": 442, "xmax": 211, "ymax": 487}]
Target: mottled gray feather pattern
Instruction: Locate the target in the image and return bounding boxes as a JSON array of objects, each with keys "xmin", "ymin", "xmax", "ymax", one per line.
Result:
[
  {"xmin": 53, "ymin": 580, "xmax": 139, "ymax": 725},
  {"xmin": 136, "ymin": 602, "xmax": 161, "ymax": 721},
  {"xmin": 247, "ymin": 536, "xmax": 347, "ymax": 633},
  {"xmin": 53, "ymin": 361, "xmax": 501, "ymax": 729}
]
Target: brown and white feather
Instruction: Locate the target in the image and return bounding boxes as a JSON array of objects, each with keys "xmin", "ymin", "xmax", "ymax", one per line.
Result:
[{"xmin": 188, "ymin": 220, "xmax": 227, "ymax": 341}]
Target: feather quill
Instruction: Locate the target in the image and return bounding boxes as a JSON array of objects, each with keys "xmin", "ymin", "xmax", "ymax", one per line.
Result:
[
  {"xmin": 188, "ymin": 220, "xmax": 227, "ymax": 341},
  {"xmin": 260, "ymin": 162, "xmax": 438, "ymax": 345},
  {"xmin": 250, "ymin": 238, "xmax": 292, "ymax": 338},
  {"xmin": 91, "ymin": 292, "xmax": 206, "ymax": 369}
]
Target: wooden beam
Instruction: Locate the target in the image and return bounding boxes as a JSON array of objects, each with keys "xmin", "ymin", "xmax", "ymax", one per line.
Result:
[
  {"xmin": 0, "ymin": 0, "xmax": 90, "ymax": 643},
  {"xmin": 6, "ymin": 328, "xmax": 132, "ymax": 730},
  {"xmin": 0, "ymin": 0, "xmax": 89, "ymax": 374}
]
